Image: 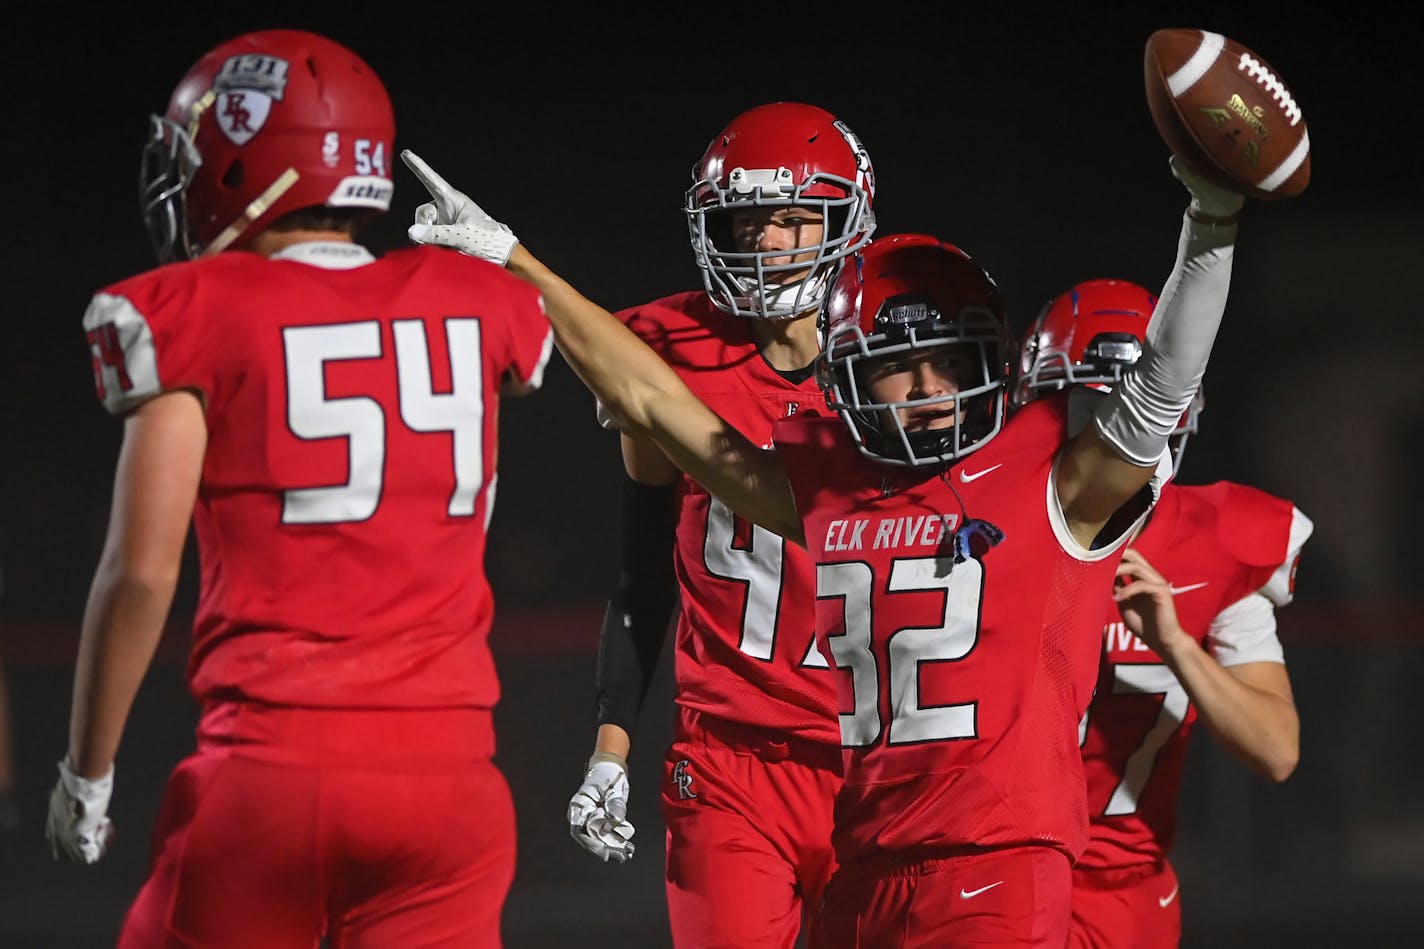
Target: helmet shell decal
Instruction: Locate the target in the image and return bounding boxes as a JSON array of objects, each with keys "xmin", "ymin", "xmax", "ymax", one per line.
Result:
[
  {"xmin": 321, "ymin": 131, "xmax": 340, "ymax": 168},
  {"xmin": 833, "ymin": 119, "xmax": 876, "ymax": 197},
  {"xmin": 211, "ymin": 54, "xmax": 290, "ymax": 146}
]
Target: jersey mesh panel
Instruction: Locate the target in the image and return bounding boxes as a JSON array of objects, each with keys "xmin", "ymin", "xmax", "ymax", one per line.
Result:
[{"xmin": 1020, "ymin": 555, "xmax": 1095, "ymax": 842}]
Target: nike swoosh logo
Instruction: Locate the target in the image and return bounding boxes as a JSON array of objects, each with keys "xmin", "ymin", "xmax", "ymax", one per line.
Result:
[
  {"xmin": 1159, "ymin": 884, "xmax": 1180, "ymax": 908},
  {"xmin": 1168, "ymin": 581, "xmax": 1210, "ymax": 595},
  {"xmin": 960, "ymin": 881, "xmax": 1004, "ymax": 899},
  {"xmin": 958, "ymin": 464, "xmax": 1003, "ymax": 484}
]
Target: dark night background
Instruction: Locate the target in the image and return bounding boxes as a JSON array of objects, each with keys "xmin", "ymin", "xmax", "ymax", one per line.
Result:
[{"xmin": 2, "ymin": 2, "xmax": 1419, "ymax": 946}]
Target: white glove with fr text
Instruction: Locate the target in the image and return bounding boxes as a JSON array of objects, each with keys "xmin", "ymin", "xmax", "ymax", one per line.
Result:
[
  {"xmin": 1170, "ymin": 154, "xmax": 1245, "ymax": 221},
  {"xmin": 401, "ymin": 149, "xmax": 519, "ymax": 266},
  {"xmin": 567, "ymin": 753, "xmax": 636, "ymax": 863},
  {"xmin": 46, "ymin": 757, "xmax": 115, "ymax": 864}
]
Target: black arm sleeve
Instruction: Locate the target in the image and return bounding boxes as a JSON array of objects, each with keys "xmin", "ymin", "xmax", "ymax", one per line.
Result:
[{"xmin": 593, "ymin": 474, "xmax": 680, "ymax": 733}]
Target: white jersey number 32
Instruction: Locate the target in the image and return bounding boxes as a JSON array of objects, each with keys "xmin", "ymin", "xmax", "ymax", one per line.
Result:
[{"xmin": 817, "ymin": 557, "xmax": 984, "ymax": 747}]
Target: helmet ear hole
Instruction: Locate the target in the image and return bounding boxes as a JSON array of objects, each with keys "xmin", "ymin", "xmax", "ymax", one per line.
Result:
[
  {"xmin": 221, "ymin": 160, "xmax": 244, "ymax": 190},
  {"xmin": 702, "ymin": 210, "xmax": 735, "ymax": 257}
]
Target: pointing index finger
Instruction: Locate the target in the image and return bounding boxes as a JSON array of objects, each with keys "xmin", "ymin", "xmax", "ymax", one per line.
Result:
[{"xmin": 400, "ymin": 149, "xmax": 450, "ymax": 198}]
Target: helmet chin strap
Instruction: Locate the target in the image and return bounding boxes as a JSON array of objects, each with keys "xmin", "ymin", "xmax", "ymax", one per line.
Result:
[
  {"xmin": 741, "ymin": 266, "xmax": 832, "ymax": 319},
  {"xmin": 202, "ymin": 167, "xmax": 301, "ymax": 256}
]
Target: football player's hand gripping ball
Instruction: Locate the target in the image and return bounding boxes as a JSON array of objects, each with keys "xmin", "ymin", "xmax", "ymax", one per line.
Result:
[
  {"xmin": 567, "ymin": 753, "xmax": 636, "ymax": 863},
  {"xmin": 401, "ymin": 150, "xmax": 519, "ymax": 265},
  {"xmin": 1170, "ymin": 154, "xmax": 1245, "ymax": 222},
  {"xmin": 46, "ymin": 757, "xmax": 115, "ymax": 864}
]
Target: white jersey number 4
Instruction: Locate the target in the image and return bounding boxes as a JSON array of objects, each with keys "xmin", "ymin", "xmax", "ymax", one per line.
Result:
[{"xmin": 704, "ymin": 497, "xmax": 824, "ymax": 668}]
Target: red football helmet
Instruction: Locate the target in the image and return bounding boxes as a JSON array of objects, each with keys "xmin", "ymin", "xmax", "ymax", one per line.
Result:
[
  {"xmin": 685, "ymin": 102, "xmax": 876, "ymax": 319},
  {"xmin": 140, "ymin": 30, "xmax": 396, "ymax": 263},
  {"xmin": 1015, "ymin": 278, "xmax": 1204, "ymax": 470},
  {"xmin": 819, "ymin": 234, "xmax": 1011, "ymax": 467}
]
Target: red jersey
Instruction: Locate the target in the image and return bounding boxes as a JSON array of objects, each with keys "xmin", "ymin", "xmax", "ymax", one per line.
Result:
[
  {"xmin": 81, "ymin": 242, "xmax": 552, "ymax": 711},
  {"xmin": 775, "ymin": 394, "xmax": 1149, "ymax": 864},
  {"xmin": 616, "ymin": 292, "xmax": 838, "ymax": 744},
  {"xmin": 1077, "ymin": 481, "xmax": 1310, "ymax": 870}
]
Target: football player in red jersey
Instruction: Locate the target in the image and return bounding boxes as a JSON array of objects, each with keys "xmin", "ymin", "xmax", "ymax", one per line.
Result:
[
  {"xmin": 562, "ymin": 103, "xmax": 873, "ymax": 947},
  {"xmin": 45, "ymin": 30, "xmax": 552, "ymax": 949},
  {"xmin": 1015, "ymin": 279, "xmax": 1309, "ymax": 949},
  {"xmin": 400, "ymin": 145, "xmax": 1250, "ymax": 945}
]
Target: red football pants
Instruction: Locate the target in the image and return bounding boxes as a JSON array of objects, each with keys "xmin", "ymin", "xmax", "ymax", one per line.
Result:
[
  {"xmin": 1069, "ymin": 859, "xmax": 1181, "ymax": 949},
  {"xmin": 809, "ymin": 846, "xmax": 1073, "ymax": 948},
  {"xmin": 661, "ymin": 707, "xmax": 841, "ymax": 949},
  {"xmin": 118, "ymin": 703, "xmax": 515, "ymax": 949}
]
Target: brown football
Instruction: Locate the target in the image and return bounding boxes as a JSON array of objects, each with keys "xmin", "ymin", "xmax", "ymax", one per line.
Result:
[{"xmin": 1144, "ymin": 28, "xmax": 1310, "ymax": 199}]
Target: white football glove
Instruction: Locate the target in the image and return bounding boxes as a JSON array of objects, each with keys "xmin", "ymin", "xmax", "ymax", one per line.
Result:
[
  {"xmin": 401, "ymin": 149, "xmax": 520, "ymax": 266},
  {"xmin": 1170, "ymin": 154, "xmax": 1245, "ymax": 221},
  {"xmin": 46, "ymin": 757, "xmax": 114, "ymax": 864},
  {"xmin": 567, "ymin": 753, "xmax": 636, "ymax": 863}
]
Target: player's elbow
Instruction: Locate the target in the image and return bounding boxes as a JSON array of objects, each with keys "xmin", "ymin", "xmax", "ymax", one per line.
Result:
[
  {"xmin": 603, "ymin": 377, "xmax": 679, "ymax": 438},
  {"xmin": 116, "ymin": 564, "xmax": 184, "ymax": 607},
  {"xmin": 1249, "ymin": 727, "xmax": 1300, "ymax": 784},
  {"xmin": 96, "ymin": 546, "xmax": 183, "ymax": 605},
  {"xmin": 1262, "ymin": 741, "xmax": 1300, "ymax": 784}
]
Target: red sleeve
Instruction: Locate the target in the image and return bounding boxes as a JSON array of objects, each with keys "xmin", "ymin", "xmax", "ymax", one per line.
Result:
[
  {"xmin": 81, "ymin": 262, "xmax": 219, "ymax": 415},
  {"xmin": 772, "ymin": 413, "xmax": 836, "ymax": 531},
  {"xmin": 484, "ymin": 263, "xmax": 552, "ymax": 390},
  {"xmin": 618, "ymin": 295, "xmax": 700, "ymax": 361},
  {"xmin": 1202, "ymin": 480, "xmax": 1312, "ymax": 605},
  {"xmin": 617, "ymin": 292, "xmax": 744, "ymax": 371}
]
